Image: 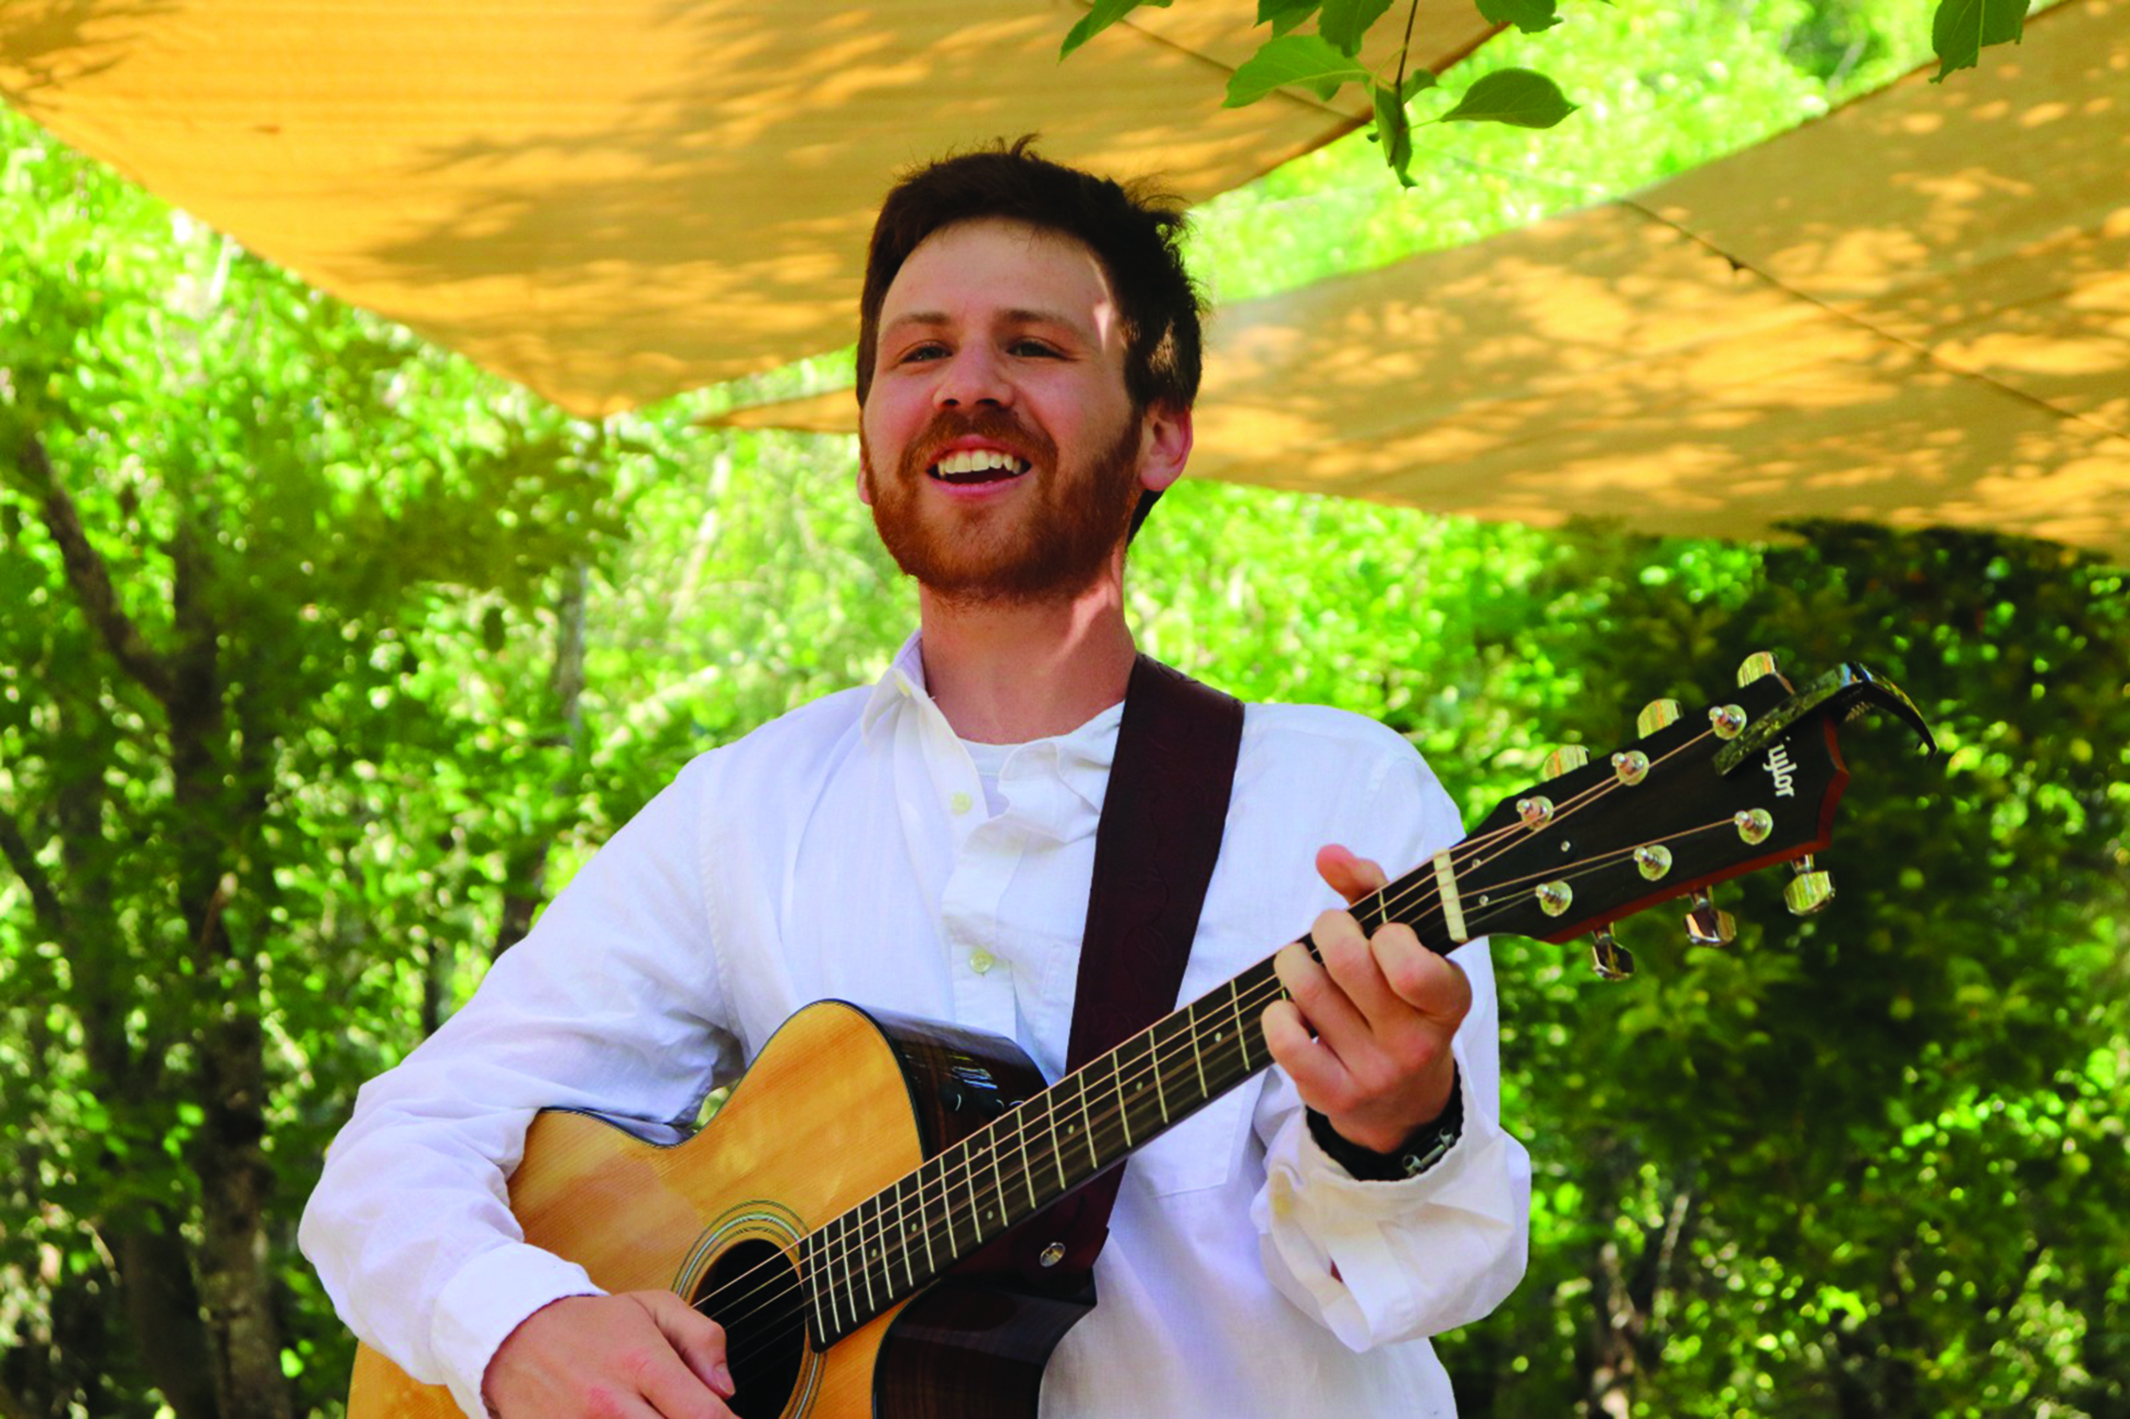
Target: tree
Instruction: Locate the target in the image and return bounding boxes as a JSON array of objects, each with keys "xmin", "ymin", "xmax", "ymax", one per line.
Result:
[{"xmin": 0, "ymin": 110, "xmax": 634, "ymax": 1416}]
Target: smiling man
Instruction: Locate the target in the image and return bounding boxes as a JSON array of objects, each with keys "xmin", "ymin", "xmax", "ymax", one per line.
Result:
[{"xmin": 303, "ymin": 140, "xmax": 1530, "ymax": 1419}]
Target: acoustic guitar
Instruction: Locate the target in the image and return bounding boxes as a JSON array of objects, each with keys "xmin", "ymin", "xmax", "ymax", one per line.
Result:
[{"xmin": 347, "ymin": 657, "xmax": 1933, "ymax": 1418}]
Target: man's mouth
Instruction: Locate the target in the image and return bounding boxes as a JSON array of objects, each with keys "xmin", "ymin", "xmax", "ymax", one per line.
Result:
[{"xmin": 927, "ymin": 448, "xmax": 1031, "ymax": 484}]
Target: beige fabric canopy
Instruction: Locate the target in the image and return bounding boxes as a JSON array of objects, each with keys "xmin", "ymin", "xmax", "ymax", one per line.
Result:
[
  {"xmin": 0, "ymin": 1, "xmax": 1494, "ymax": 416},
  {"xmin": 722, "ymin": 0, "xmax": 2130, "ymax": 562}
]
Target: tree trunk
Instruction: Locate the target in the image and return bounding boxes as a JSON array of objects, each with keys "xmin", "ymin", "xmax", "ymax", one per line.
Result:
[
  {"xmin": 166, "ymin": 517, "xmax": 291, "ymax": 1419},
  {"xmin": 492, "ymin": 558, "xmax": 590, "ymax": 961},
  {"xmin": 112, "ymin": 1216, "xmax": 222, "ymax": 1419}
]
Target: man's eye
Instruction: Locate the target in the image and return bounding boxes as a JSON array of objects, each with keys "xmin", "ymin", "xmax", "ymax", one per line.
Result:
[
  {"xmin": 898, "ymin": 343, "xmax": 948, "ymax": 364},
  {"xmin": 1010, "ymin": 340, "xmax": 1061, "ymax": 358}
]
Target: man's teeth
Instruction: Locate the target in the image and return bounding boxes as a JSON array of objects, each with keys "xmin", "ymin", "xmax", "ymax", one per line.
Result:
[{"xmin": 931, "ymin": 449, "xmax": 1029, "ymax": 478}]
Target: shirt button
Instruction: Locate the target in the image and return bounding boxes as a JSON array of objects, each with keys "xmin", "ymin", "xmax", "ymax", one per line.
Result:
[
  {"xmin": 950, "ymin": 791, "xmax": 973, "ymax": 815},
  {"xmin": 968, "ymin": 948, "xmax": 996, "ymax": 974}
]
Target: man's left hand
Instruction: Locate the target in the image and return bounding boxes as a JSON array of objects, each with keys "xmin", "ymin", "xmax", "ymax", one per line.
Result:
[{"xmin": 1262, "ymin": 844, "xmax": 1472, "ymax": 1156}]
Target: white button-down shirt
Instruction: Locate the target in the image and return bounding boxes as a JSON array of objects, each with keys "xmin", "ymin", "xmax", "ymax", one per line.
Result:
[{"xmin": 301, "ymin": 636, "xmax": 1531, "ymax": 1418}]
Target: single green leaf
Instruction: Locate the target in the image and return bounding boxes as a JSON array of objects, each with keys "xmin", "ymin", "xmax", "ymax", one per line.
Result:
[
  {"xmin": 1930, "ymin": 0, "xmax": 2027, "ymax": 82},
  {"xmin": 1371, "ymin": 81, "xmax": 1416, "ymax": 187},
  {"xmin": 1258, "ymin": 0, "xmax": 1321, "ymax": 38},
  {"xmin": 1060, "ymin": 0, "xmax": 1172, "ymax": 59},
  {"xmin": 1401, "ymin": 68, "xmax": 1438, "ymax": 100},
  {"xmin": 1224, "ymin": 33, "xmax": 1369, "ymax": 106},
  {"xmin": 1436, "ymin": 67, "xmax": 1578, "ymax": 128},
  {"xmin": 1477, "ymin": 0, "xmax": 1561, "ymax": 33},
  {"xmin": 1320, "ymin": 0, "xmax": 1395, "ymax": 57}
]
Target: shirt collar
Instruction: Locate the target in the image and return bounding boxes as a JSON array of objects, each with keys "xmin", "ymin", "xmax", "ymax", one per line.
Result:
[
  {"xmin": 858, "ymin": 631, "xmax": 930, "ymax": 743},
  {"xmin": 858, "ymin": 630, "xmax": 1122, "ymax": 824}
]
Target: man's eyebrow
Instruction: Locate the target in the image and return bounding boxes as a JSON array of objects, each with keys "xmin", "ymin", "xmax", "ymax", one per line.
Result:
[
  {"xmin": 879, "ymin": 308, "xmax": 1092, "ymax": 337},
  {"xmin": 882, "ymin": 311, "xmax": 950, "ymax": 332}
]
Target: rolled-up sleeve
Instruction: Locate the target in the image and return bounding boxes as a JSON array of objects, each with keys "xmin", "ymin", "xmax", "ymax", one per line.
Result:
[{"xmin": 1247, "ymin": 743, "xmax": 1533, "ymax": 1348}]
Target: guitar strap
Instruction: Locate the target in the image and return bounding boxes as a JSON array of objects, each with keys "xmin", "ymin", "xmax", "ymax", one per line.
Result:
[{"xmin": 1009, "ymin": 654, "xmax": 1244, "ymax": 1290}]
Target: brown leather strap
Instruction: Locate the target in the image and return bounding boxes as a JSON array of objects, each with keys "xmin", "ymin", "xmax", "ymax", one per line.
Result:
[{"xmin": 1013, "ymin": 655, "xmax": 1243, "ymax": 1286}]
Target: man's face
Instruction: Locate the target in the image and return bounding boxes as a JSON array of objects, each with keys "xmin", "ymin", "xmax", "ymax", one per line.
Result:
[{"xmin": 858, "ymin": 217, "xmax": 1182, "ymax": 604}]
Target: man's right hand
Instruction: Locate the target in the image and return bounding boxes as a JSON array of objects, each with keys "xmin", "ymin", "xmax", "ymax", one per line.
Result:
[{"xmin": 483, "ymin": 1291, "xmax": 735, "ymax": 1418}]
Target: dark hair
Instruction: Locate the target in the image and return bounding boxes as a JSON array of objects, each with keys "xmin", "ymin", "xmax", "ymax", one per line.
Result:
[{"xmin": 856, "ymin": 138, "xmax": 1205, "ymax": 535}]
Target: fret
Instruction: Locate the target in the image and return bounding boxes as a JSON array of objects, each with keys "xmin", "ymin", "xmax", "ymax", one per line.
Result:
[
  {"xmin": 805, "ymin": 1234, "xmax": 830, "ymax": 1346},
  {"xmin": 984, "ymin": 1122, "xmax": 1009, "ymax": 1234},
  {"xmin": 926, "ymin": 1155, "xmax": 956, "ymax": 1258},
  {"xmin": 1012, "ymin": 1102, "xmax": 1039, "ymax": 1211},
  {"xmin": 855, "ymin": 1198, "xmax": 877, "ymax": 1316},
  {"xmin": 1228, "ymin": 976, "xmax": 1254, "ymax": 1072},
  {"xmin": 914, "ymin": 1168, "xmax": 937, "ymax": 1277},
  {"xmin": 1111, "ymin": 1046, "xmax": 1134, "ymax": 1149},
  {"xmin": 960, "ymin": 1139, "xmax": 984, "ymax": 1244},
  {"xmin": 890, "ymin": 1175, "xmax": 916, "ymax": 1289},
  {"xmin": 825, "ymin": 1215, "xmax": 848, "ymax": 1336},
  {"xmin": 1147, "ymin": 1020, "xmax": 1170, "ymax": 1124},
  {"xmin": 1044, "ymin": 1087, "xmax": 1068, "ymax": 1191},
  {"xmin": 1186, "ymin": 997, "xmax": 1210, "ymax": 1101},
  {"xmin": 1075, "ymin": 1068, "xmax": 1098, "ymax": 1169}
]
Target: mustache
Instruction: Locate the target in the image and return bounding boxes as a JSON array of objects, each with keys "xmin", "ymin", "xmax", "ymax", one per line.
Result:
[{"xmin": 907, "ymin": 407, "xmax": 1057, "ymax": 471}]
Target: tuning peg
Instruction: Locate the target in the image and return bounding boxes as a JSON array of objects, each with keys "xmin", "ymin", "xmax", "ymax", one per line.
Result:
[
  {"xmin": 1684, "ymin": 890, "xmax": 1736, "ymax": 947},
  {"xmin": 1542, "ymin": 745, "xmax": 1590, "ymax": 780},
  {"xmin": 1785, "ymin": 855, "xmax": 1835, "ymax": 916},
  {"xmin": 1737, "ymin": 651, "xmax": 1780, "ymax": 686},
  {"xmin": 1637, "ymin": 699, "xmax": 1682, "ymax": 736},
  {"xmin": 1589, "ymin": 927, "xmax": 1635, "ymax": 981}
]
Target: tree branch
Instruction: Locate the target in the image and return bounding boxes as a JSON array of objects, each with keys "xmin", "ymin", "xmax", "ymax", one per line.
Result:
[
  {"xmin": 0, "ymin": 804, "xmax": 73, "ymax": 948},
  {"xmin": 12, "ymin": 434, "xmax": 176, "ymax": 704}
]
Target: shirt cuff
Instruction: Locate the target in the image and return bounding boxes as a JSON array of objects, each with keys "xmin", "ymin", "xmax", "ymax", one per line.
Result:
[
  {"xmin": 432, "ymin": 1242, "xmax": 605, "ymax": 1418},
  {"xmin": 1257, "ymin": 1059, "xmax": 1519, "ymax": 1348}
]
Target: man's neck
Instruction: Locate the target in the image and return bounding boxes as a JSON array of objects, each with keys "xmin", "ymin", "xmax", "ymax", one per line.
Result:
[{"xmin": 916, "ymin": 578, "xmax": 1136, "ymax": 744}]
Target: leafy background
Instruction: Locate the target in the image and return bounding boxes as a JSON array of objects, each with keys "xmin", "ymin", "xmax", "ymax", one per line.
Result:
[{"xmin": 2, "ymin": 1, "xmax": 2123, "ymax": 1415}]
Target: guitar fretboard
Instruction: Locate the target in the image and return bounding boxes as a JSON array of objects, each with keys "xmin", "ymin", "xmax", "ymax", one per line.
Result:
[{"xmin": 796, "ymin": 871, "xmax": 1439, "ymax": 1347}]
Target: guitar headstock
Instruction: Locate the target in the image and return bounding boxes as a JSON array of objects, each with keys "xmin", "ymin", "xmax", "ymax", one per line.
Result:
[{"xmin": 1441, "ymin": 654, "xmax": 1936, "ymax": 978}]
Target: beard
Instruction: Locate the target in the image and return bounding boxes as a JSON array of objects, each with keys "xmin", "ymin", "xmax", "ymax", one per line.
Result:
[{"xmin": 864, "ymin": 405, "xmax": 1144, "ymax": 606}]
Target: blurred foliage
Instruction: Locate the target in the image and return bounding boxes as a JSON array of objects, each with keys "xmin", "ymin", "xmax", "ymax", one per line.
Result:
[
  {"xmin": 2, "ymin": 0, "xmax": 2124, "ymax": 1414},
  {"xmin": 1059, "ymin": 0, "xmax": 2021, "ymax": 186}
]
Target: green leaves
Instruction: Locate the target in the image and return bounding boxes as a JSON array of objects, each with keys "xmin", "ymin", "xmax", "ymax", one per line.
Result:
[
  {"xmin": 1224, "ymin": 33, "xmax": 1370, "ymax": 105},
  {"xmin": 1372, "ymin": 80, "xmax": 1415, "ymax": 186},
  {"xmin": 1059, "ymin": 0, "xmax": 1173, "ymax": 59},
  {"xmin": 1930, "ymin": 0, "xmax": 2027, "ymax": 81},
  {"xmin": 1319, "ymin": 0, "xmax": 1395, "ymax": 56},
  {"xmin": 1256, "ymin": 0, "xmax": 1321, "ymax": 38},
  {"xmin": 1438, "ymin": 66, "xmax": 1579, "ymax": 127},
  {"xmin": 1478, "ymin": 0, "xmax": 1562, "ymax": 34}
]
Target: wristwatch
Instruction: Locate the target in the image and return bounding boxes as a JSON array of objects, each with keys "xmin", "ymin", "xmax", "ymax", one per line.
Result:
[{"xmin": 1305, "ymin": 1064, "xmax": 1464, "ymax": 1182}]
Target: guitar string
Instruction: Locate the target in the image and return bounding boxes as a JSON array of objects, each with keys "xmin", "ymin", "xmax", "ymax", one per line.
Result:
[
  {"xmin": 706, "ymin": 809, "xmax": 1743, "ymax": 1363},
  {"xmin": 777, "ymin": 729, "xmax": 1711, "ymax": 1309},
  {"xmin": 693, "ymin": 731, "xmax": 1729, "ymax": 1349},
  {"xmin": 776, "ymin": 728, "xmax": 1721, "ymax": 1307},
  {"xmin": 705, "ymin": 815, "xmax": 1748, "ymax": 1374},
  {"xmin": 697, "ymin": 729, "xmax": 1730, "ymax": 1352}
]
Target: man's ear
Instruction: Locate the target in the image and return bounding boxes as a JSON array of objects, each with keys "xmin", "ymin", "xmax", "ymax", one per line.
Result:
[
  {"xmin": 857, "ymin": 440, "xmax": 876, "ymax": 507},
  {"xmin": 1137, "ymin": 402, "xmax": 1193, "ymax": 495}
]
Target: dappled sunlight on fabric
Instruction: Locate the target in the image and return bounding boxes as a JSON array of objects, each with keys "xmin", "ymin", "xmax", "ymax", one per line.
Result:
[
  {"xmin": 706, "ymin": 0, "xmax": 2129, "ymax": 560},
  {"xmin": 0, "ymin": 0, "xmax": 1433, "ymax": 417}
]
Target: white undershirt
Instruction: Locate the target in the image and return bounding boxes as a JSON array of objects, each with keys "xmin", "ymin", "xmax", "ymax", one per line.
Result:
[{"xmin": 961, "ymin": 736, "xmax": 1013, "ymax": 817}]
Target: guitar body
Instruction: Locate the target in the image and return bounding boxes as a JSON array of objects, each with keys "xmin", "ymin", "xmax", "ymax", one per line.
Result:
[{"xmin": 348, "ymin": 1001, "xmax": 1092, "ymax": 1419}]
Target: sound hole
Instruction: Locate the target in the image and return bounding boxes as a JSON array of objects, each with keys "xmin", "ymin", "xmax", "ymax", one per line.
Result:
[{"xmin": 691, "ymin": 1237, "xmax": 807, "ymax": 1419}]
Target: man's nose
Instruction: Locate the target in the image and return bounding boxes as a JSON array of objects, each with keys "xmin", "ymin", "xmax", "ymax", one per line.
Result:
[{"xmin": 935, "ymin": 345, "xmax": 1012, "ymax": 409}]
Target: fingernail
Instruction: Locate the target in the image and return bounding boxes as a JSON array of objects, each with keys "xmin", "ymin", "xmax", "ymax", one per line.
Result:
[{"xmin": 712, "ymin": 1362, "xmax": 734, "ymax": 1396}]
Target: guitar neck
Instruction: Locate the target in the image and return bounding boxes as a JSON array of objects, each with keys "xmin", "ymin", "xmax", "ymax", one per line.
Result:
[{"xmin": 801, "ymin": 863, "xmax": 1452, "ymax": 1346}]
